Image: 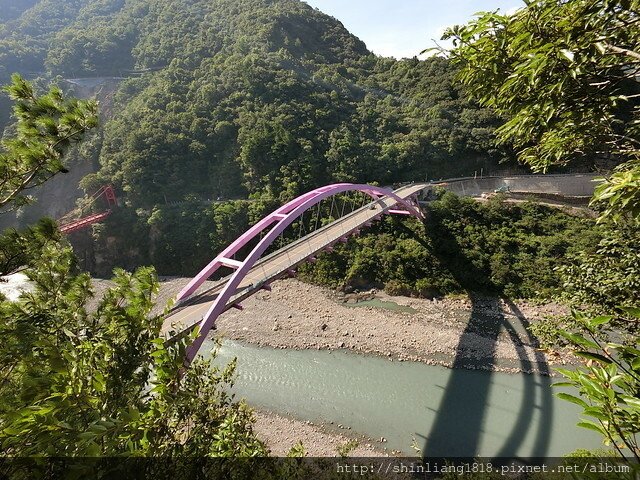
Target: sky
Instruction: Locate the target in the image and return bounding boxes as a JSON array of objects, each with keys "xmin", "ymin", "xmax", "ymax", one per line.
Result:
[{"xmin": 303, "ymin": 0, "xmax": 524, "ymax": 59}]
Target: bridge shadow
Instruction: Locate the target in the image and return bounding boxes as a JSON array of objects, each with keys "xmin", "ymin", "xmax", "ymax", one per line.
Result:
[
  {"xmin": 418, "ymin": 296, "xmax": 553, "ymax": 459},
  {"xmin": 397, "ymin": 216, "xmax": 553, "ymax": 460}
]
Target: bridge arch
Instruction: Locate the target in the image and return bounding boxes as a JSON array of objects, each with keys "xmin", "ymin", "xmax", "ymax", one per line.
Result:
[{"xmin": 175, "ymin": 183, "xmax": 424, "ymax": 365}]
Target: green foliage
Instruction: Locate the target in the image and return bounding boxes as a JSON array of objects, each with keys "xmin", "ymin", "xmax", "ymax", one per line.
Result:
[
  {"xmin": 0, "ymin": 242, "xmax": 268, "ymax": 459},
  {"xmin": 0, "ymin": 0, "xmax": 511, "ymax": 211},
  {"xmin": 300, "ymin": 192, "xmax": 601, "ymax": 299},
  {"xmin": 552, "ymin": 220, "xmax": 639, "ymax": 461},
  {"xmin": 0, "ymin": 217, "xmax": 60, "ymax": 277},
  {"xmin": 443, "ymin": 0, "xmax": 640, "ymax": 221},
  {"xmin": 559, "ymin": 225, "xmax": 640, "ymax": 317},
  {"xmin": 85, "ymin": 197, "xmax": 281, "ymax": 277},
  {"xmin": 593, "ymin": 161, "xmax": 640, "ymax": 222},
  {"xmin": 555, "ymin": 308, "xmax": 640, "ymax": 460},
  {"xmin": 146, "ymin": 199, "xmax": 254, "ymax": 276},
  {"xmin": 95, "ymin": 50, "xmax": 505, "ymax": 206},
  {"xmin": 0, "ymin": 76, "xmax": 275, "ymax": 466},
  {"xmin": 383, "ymin": 279, "xmax": 414, "ymax": 297},
  {"xmin": 0, "ymin": 74, "xmax": 97, "ymax": 210}
]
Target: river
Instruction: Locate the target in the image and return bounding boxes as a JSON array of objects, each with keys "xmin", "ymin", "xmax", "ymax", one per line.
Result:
[
  {"xmin": 206, "ymin": 338, "xmax": 602, "ymax": 457},
  {"xmin": 1, "ymin": 275, "xmax": 602, "ymax": 457}
]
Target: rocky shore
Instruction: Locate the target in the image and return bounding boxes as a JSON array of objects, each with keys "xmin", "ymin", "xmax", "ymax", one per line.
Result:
[
  {"xmin": 11, "ymin": 273, "xmax": 574, "ymax": 375},
  {"xmin": 93, "ymin": 276, "xmax": 576, "ymax": 455},
  {"xmin": 253, "ymin": 410, "xmax": 391, "ymax": 456},
  {"xmin": 163, "ymin": 278, "xmax": 569, "ymax": 375}
]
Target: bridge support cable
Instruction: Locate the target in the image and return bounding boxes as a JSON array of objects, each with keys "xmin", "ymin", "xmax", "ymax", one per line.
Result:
[
  {"xmin": 58, "ymin": 185, "xmax": 118, "ymax": 235},
  {"xmin": 164, "ymin": 183, "xmax": 425, "ymax": 367}
]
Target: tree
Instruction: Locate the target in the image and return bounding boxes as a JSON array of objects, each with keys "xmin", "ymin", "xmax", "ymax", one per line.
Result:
[
  {"xmin": 441, "ymin": 0, "xmax": 640, "ymax": 221},
  {"xmin": 0, "ymin": 74, "xmax": 98, "ymax": 212},
  {"xmin": 0, "ymin": 77, "xmax": 273, "ymax": 468},
  {"xmin": 442, "ymin": 0, "xmax": 640, "ymax": 461},
  {"xmin": 0, "ymin": 217, "xmax": 61, "ymax": 277},
  {"xmin": 0, "ymin": 244, "xmax": 267, "ymax": 460},
  {"xmin": 554, "ymin": 315, "xmax": 639, "ymax": 461},
  {"xmin": 0, "ymin": 74, "xmax": 96, "ymax": 276}
]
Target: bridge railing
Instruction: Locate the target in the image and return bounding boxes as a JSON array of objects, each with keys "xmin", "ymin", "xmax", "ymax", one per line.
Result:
[
  {"xmin": 166, "ymin": 185, "xmax": 424, "ymax": 347},
  {"xmin": 222, "ymin": 191, "xmax": 389, "ymax": 301}
]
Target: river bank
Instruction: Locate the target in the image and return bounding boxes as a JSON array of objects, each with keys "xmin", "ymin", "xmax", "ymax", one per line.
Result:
[
  {"xmin": 253, "ymin": 410, "xmax": 391, "ymax": 456},
  {"xmin": 94, "ymin": 276, "xmax": 584, "ymax": 455},
  {"xmin": 2, "ymin": 274, "xmax": 590, "ymax": 456},
  {"xmin": 151, "ymin": 277, "xmax": 571, "ymax": 375}
]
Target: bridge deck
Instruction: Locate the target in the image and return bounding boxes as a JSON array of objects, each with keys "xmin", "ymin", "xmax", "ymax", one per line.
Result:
[
  {"xmin": 161, "ymin": 183, "xmax": 427, "ymax": 341},
  {"xmin": 59, "ymin": 211, "xmax": 112, "ymax": 234}
]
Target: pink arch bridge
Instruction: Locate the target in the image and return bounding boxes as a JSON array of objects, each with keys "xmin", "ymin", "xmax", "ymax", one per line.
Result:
[{"xmin": 162, "ymin": 182, "xmax": 428, "ymax": 365}]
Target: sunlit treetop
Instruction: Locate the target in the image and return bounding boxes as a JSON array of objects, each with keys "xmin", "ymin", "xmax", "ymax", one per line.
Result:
[{"xmin": 439, "ymin": 0, "xmax": 640, "ymax": 221}]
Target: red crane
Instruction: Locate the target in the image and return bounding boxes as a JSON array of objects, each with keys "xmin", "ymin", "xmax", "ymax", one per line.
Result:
[{"xmin": 58, "ymin": 185, "xmax": 118, "ymax": 234}]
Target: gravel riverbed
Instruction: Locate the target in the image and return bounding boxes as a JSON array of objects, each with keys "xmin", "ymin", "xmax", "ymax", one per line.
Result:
[
  {"xmin": 94, "ymin": 276, "xmax": 574, "ymax": 455},
  {"xmin": 146, "ymin": 277, "xmax": 571, "ymax": 375},
  {"xmin": 253, "ymin": 410, "xmax": 391, "ymax": 456}
]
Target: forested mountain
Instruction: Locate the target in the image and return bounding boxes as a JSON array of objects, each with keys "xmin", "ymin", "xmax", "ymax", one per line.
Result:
[{"xmin": 0, "ymin": 0, "xmax": 513, "ymax": 273}]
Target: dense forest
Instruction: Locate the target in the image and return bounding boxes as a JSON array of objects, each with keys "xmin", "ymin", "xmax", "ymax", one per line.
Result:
[
  {"xmin": 0, "ymin": 0, "xmax": 609, "ymax": 281},
  {"xmin": 0, "ymin": 0, "xmax": 519, "ymax": 255},
  {"xmin": 1, "ymin": 0, "xmax": 513, "ymax": 201},
  {"xmin": 299, "ymin": 192, "xmax": 603, "ymax": 300}
]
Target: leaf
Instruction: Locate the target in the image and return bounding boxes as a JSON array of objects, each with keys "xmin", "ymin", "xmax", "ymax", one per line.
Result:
[
  {"xmin": 553, "ymin": 381, "xmax": 574, "ymax": 387},
  {"xmin": 577, "ymin": 420, "xmax": 607, "ymax": 435},
  {"xmin": 575, "ymin": 351, "xmax": 612, "ymax": 365},
  {"xmin": 63, "ymin": 328, "xmax": 75, "ymax": 338},
  {"xmin": 556, "ymin": 392, "xmax": 589, "ymax": 408},
  {"xmin": 556, "ymin": 368, "xmax": 579, "ymax": 380},
  {"xmin": 559, "ymin": 331, "xmax": 599, "ymax": 350},
  {"xmin": 89, "ymin": 424, "xmax": 107, "ymax": 433},
  {"xmin": 127, "ymin": 407, "xmax": 140, "ymax": 421},
  {"xmin": 621, "ymin": 307, "xmax": 640, "ymax": 319},
  {"xmin": 621, "ymin": 396, "xmax": 640, "ymax": 409},
  {"xmin": 581, "ymin": 376, "xmax": 608, "ymax": 397},
  {"xmin": 582, "ymin": 407, "xmax": 610, "ymax": 421},
  {"xmin": 86, "ymin": 441, "xmax": 101, "ymax": 456},
  {"xmin": 589, "ymin": 315, "xmax": 614, "ymax": 327}
]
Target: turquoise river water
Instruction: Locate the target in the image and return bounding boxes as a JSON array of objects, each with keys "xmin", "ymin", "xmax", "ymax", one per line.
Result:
[
  {"xmin": 0, "ymin": 275, "xmax": 602, "ymax": 458},
  {"xmin": 204, "ymin": 339, "xmax": 603, "ymax": 458}
]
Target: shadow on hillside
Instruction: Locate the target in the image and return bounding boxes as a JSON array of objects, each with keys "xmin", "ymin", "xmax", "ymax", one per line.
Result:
[{"xmin": 403, "ymin": 217, "xmax": 553, "ymax": 459}]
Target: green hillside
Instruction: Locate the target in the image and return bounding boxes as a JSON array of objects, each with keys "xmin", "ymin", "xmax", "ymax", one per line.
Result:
[
  {"xmin": 0, "ymin": 0, "xmax": 515, "ymax": 273},
  {"xmin": 1, "ymin": 0, "xmax": 509, "ymax": 199}
]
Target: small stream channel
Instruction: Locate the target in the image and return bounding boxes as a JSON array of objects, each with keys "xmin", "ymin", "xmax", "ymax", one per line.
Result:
[{"xmin": 205, "ymin": 338, "xmax": 602, "ymax": 458}]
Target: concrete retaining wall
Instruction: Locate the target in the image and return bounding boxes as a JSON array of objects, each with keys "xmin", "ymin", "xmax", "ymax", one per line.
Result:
[{"xmin": 424, "ymin": 173, "xmax": 601, "ymax": 198}]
